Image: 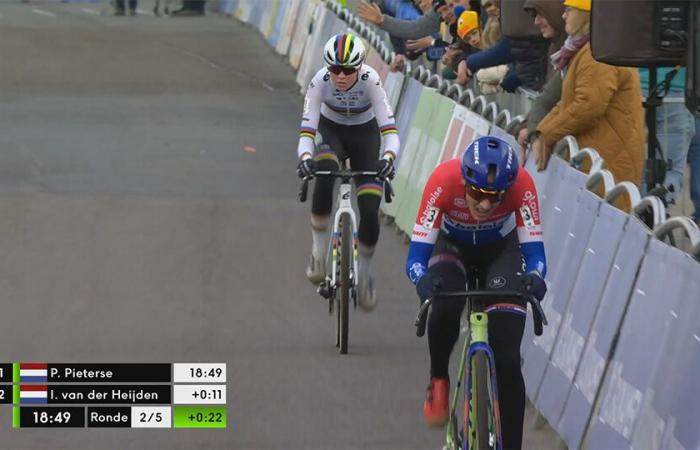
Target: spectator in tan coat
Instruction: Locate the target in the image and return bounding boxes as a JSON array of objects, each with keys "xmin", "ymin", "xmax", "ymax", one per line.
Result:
[{"xmin": 534, "ymin": 0, "xmax": 645, "ymax": 186}]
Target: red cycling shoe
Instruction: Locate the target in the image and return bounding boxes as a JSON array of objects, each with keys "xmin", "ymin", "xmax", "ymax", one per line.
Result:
[{"xmin": 423, "ymin": 377, "xmax": 449, "ymax": 427}]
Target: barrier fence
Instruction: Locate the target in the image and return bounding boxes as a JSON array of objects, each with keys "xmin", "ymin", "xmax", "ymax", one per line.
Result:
[{"xmin": 226, "ymin": 1, "xmax": 700, "ymax": 448}]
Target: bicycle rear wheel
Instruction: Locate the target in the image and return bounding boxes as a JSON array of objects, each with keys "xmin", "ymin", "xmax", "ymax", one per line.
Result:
[
  {"xmin": 336, "ymin": 212, "xmax": 351, "ymax": 354},
  {"xmin": 468, "ymin": 351, "xmax": 496, "ymax": 450}
]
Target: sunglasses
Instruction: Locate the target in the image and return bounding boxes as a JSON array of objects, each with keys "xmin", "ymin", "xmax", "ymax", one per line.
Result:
[
  {"xmin": 328, "ymin": 65, "xmax": 357, "ymax": 76},
  {"xmin": 466, "ymin": 183, "xmax": 506, "ymax": 202},
  {"xmin": 328, "ymin": 66, "xmax": 357, "ymax": 75}
]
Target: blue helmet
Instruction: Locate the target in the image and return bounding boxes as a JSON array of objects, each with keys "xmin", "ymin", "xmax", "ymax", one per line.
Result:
[{"xmin": 461, "ymin": 136, "xmax": 519, "ymax": 192}]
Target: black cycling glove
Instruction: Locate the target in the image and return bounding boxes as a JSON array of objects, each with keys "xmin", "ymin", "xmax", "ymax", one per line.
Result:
[
  {"xmin": 376, "ymin": 156, "xmax": 395, "ymax": 179},
  {"xmin": 297, "ymin": 158, "xmax": 315, "ymax": 179},
  {"xmin": 521, "ymin": 271, "xmax": 547, "ymax": 301}
]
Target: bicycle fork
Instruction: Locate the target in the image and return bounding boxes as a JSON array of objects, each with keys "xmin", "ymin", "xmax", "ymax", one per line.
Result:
[
  {"xmin": 318, "ymin": 183, "xmax": 359, "ymax": 311},
  {"xmin": 446, "ymin": 312, "xmax": 502, "ymax": 450}
]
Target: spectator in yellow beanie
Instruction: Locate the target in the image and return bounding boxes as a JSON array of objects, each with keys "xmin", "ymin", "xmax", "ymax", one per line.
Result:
[{"xmin": 455, "ymin": 11, "xmax": 508, "ymax": 93}]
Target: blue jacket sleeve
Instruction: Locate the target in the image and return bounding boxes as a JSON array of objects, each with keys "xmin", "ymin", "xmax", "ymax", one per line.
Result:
[
  {"xmin": 521, "ymin": 241, "xmax": 547, "ymax": 278},
  {"xmin": 466, "ymin": 38, "xmax": 513, "ymax": 73},
  {"xmin": 406, "ymin": 241, "xmax": 433, "ymax": 284}
]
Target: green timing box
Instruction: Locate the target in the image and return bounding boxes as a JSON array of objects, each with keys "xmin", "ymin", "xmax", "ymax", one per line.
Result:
[{"xmin": 173, "ymin": 406, "xmax": 226, "ymax": 429}]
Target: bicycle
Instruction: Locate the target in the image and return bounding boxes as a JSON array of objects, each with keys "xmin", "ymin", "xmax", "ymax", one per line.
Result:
[
  {"xmin": 299, "ymin": 161, "xmax": 393, "ymax": 354},
  {"xmin": 414, "ymin": 268, "xmax": 547, "ymax": 450}
]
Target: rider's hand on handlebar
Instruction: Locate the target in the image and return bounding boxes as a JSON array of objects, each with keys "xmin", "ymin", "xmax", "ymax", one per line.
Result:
[
  {"xmin": 521, "ymin": 271, "xmax": 547, "ymax": 301},
  {"xmin": 376, "ymin": 155, "xmax": 395, "ymax": 179},
  {"xmin": 297, "ymin": 157, "xmax": 315, "ymax": 179},
  {"xmin": 416, "ymin": 273, "xmax": 434, "ymax": 302}
]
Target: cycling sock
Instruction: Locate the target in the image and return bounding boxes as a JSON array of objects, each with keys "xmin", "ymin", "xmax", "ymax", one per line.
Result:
[
  {"xmin": 310, "ymin": 215, "xmax": 330, "ymax": 261},
  {"xmin": 358, "ymin": 244, "xmax": 375, "ymax": 282}
]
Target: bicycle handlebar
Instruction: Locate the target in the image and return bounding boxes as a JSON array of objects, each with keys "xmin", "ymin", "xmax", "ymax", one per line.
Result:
[
  {"xmin": 298, "ymin": 170, "xmax": 394, "ymax": 204},
  {"xmin": 414, "ymin": 289, "xmax": 548, "ymax": 338}
]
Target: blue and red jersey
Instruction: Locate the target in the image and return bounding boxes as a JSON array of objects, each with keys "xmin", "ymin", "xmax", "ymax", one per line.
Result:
[{"xmin": 406, "ymin": 158, "xmax": 547, "ymax": 284}]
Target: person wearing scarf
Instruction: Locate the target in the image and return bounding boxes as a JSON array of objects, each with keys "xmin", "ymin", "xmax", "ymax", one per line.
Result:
[{"xmin": 532, "ymin": 0, "xmax": 645, "ymax": 196}]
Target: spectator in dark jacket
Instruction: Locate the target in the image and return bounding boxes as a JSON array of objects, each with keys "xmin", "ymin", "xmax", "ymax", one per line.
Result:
[
  {"xmin": 463, "ymin": 36, "xmax": 548, "ymax": 92},
  {"xmin": 516, "ymin": 0, "xmax": 567, "ymax": 149}
]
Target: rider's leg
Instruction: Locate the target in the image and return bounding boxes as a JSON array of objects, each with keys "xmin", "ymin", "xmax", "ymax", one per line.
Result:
[
  {"xmin": 423, "ymin": 240, "xmax": 467, "ymax": 426},
  {"xmin": 427, "ymin": 257, "xmax": 466, "ymax": 378},
  {"xmin": 482, "ymin": 232, "xmax": 529, "ymax": 449},
  {"xmin": 345, "ymin": 120, "xmax": 382, "ymax": 310},
  {"xmin": 355, "ymin": 187, "xmax": 382, "ymax": 310},
  {"xmin": 487, "ymin": 310, "xmax": 526, "ymax": 449},
  {"xmin": 307, "ymin": 127, "xmax": 342, "ymax": 284}
]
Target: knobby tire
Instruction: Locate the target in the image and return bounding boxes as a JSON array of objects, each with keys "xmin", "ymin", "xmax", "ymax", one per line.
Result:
[
  {"xmin": 474, "ymin": 351, "xmax": 493, "ymax": 449},
  {"xmin": 338, "ymin": 213, "xmax": 351, "ymax": 354}
]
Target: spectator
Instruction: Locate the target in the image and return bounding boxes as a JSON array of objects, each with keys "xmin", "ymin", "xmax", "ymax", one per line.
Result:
[
  {"xmin": 689, "ymin": 118, "xmax": 700, "ymax": 224},
  {"xmin": 534, "ymin": 0, "xmax": 645, "ymax": 189},
  {"xmin": 464, "ymin": 0, "xmax": 551, "ymax": 93},
  {"xmin": 455, "ymin": 11, "xmax": 507, "ymax": 92},
  {"xmin": 172, "ymin": 0, "xmax": 204, "ymax": 16},
  {"xmin": 405, "ymin": 0, "xmax": 481, "ymax": 53},
  {"xmin": 114, "ymin": 0, "xmax": 137, "ymax": 15},
  {"xmin": 357, "ymin": 0, "xmax": 441, "ymax": 41},
  {"xmin": 639, "ymin": 68, "xmax": 695, "ymax": 204},
  {"xmin": 358, "ymin": 0, "xmax": 449, "ymax": 65},
  {"xmin": 366, "ymin": 0, "xmax": 425, "ymax": 72},
  {"xmin": 406, "ymin": 0, "xmax": 459, "ymax": 53},
  {"xmin": 481, "ymin": 0, "xmax": 501, "ymax": 48},
  {"xmin": 516, "ymin": 0, "xmax": 566, "ymax": 149}
]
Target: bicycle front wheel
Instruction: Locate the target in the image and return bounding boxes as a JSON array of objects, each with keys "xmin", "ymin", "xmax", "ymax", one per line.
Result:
[
  {"xmin": 469, "ymin": 351, "xmax": 497, "ymax": 450},
  {"xmin": 337, "ymin": 212, "xmax": 352, "ymax": 354}
]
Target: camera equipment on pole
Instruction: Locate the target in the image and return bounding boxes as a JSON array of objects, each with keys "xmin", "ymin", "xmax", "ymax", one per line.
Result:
[
  {"xmin": 687, "ymin": 0, "xmax": 700, "ymax": 116},
  {"xmin": 590, "ymin": 0, "xmax": 691, "ymax": 192}
]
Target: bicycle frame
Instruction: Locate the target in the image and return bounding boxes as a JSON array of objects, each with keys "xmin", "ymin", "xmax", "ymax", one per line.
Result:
[
  {"xmin": 298, "ymin": 165, "xmax": 393, "ymax": 353},
  {"xmin": 326, "ymin": 182, "xmax": 359, "ymax": 301},
  {"xmin": 415, "ymin": 286, "xmax": 545, "ymax": 450},
  {"xmin": 445, "ymin": 303, "xmax": 502, "ymax": 450}
]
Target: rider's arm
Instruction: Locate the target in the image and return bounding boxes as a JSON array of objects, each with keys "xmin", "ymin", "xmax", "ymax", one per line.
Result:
[
  {"xmin": 296, "ymin": 71, "xmax": 324, "ymax": 159},
  {"xmin": 406, "ymin": 169, "xmax": 446, "ymax": 284},
  {"xmin": 366, "ymin": 69, "xmax": 400, "ymax": 160},
  {"xmin": 381, "ymin": 10, "xmax": 441, "ymax": 40},
  {"xmin": 512, "ymin": 170, "xmax": 547, "ymax": 277}
]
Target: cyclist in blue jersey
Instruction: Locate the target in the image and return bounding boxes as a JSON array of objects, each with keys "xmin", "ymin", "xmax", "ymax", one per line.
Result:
[
  {"xmin": 296, "ymin": 33, "xmax": 400, "ymax": 311},
  {"xmin": 406, "ymin": 136, "xmax": 547, "ymax": 449}
]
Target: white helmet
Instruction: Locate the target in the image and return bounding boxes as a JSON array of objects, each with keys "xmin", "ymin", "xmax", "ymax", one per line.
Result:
[{"xmin": 323, "ymin": 33, "xmax": 366, "ymax": 68}]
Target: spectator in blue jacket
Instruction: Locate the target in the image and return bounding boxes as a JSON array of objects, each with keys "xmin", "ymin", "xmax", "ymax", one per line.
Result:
[
  {"xmin": 639, "ymin": 68, "xmax": 696, "ymax": 205},
  {"xmin": 689, "ymin": 119, "xmax": 700, "ymax": 225},
  {"xmin": 357, "ymin": 0, "xmax": 447, "ymax": 68}
]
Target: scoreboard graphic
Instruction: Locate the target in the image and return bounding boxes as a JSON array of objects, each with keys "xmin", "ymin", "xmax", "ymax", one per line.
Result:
[{"xmin": 0, "ymin": 363, "xmax": 226, "ymax": 428}]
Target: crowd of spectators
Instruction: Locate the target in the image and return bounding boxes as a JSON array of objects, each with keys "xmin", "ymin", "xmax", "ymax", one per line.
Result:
[{"xmin": 356, "ymin": 0, "xmax": 700, "ymax": 224}]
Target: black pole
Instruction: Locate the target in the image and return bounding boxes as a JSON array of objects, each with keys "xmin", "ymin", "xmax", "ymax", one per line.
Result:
[{"xmin": 644, "ymin": 67, "xmax": 665, "ymax": 190}]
